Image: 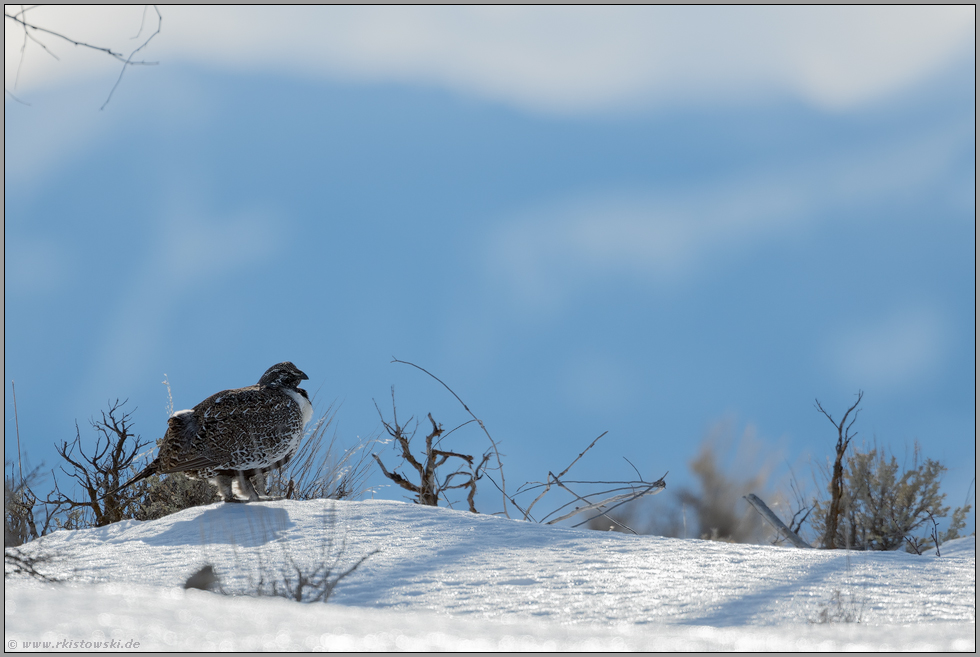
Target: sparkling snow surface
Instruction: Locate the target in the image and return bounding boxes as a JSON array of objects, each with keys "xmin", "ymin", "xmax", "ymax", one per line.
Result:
[{"xmin": 5, "ymin": 499, "xmax": 975, "ymax": 651}]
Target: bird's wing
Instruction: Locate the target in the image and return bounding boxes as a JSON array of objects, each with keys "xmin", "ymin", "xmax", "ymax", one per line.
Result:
[
  {"xmin": 157, "ymin": 410, "xmax": 224, "ymax": 472},
  {"xmin": 159, "ymin": 385, "xmax": 302, "ymax": 472}
]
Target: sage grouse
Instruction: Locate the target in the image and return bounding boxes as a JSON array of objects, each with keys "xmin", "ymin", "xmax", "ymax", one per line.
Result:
[{"xmin": 118, "ymin": 362, "xmax": 313, "ymax": 502}]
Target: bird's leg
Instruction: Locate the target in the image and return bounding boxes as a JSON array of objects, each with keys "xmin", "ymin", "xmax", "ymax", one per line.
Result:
[
  {"xmin": 251, "ymin": 471, "xmax": 284, "ymax": 501},
  {"xmin": 232, "ymin": 472, "xmax": 260, "ymax": 502},
  {"xmin": 210, "ymin": 475, "xmax": 240, "ymax": 503},
  {"xmin": 251, "ymin": 472, "xmax": 267, "ymax": 496}
]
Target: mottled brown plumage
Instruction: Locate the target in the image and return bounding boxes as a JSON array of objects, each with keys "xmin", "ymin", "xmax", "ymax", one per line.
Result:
[{"xmin": 116, "ymin": 362, "xmax": 313, "ymax": 502}]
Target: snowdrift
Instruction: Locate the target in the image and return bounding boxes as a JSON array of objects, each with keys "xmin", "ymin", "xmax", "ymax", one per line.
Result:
[{"xmin": 5, "ymin": 499, "xmax": 975, "ymax": 651}]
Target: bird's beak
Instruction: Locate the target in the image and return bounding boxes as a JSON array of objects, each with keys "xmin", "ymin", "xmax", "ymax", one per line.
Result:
[{"xmin": 298, "ymin": 369, "xmax": 309, "ymax": 381}]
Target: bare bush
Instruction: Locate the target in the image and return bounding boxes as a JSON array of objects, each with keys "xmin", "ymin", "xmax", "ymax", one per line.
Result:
[
  {"xmin": 390, "ymin": 359, "xmax": 511, "ymax": 515},
  {"xmin": 4, "ymin": 477, "xmax": 33, "ymax": 548},
  {"xmin": 372, "ymin": 390, "xmax": 489, "ymax": 512},
  {"xmin": 741, "ymin": 394, "xmax": 972, "ymax": 554},
  {"xmin": 5, "ymin": 384, "xmax": 58, "ymax": 545},
  {"xmin": 384, "ymin": 360, "xmax": 666, "ymax": 525},
  {"xmin": 5, "ymin": 463, "xmax": 62, "ymax": 580},
  {"xmin": 47, "ymin": 400, "xmax": 150, "ymax": 528},
  {"xmin": 4, "ymin": 545, "xmax": 61, "ymax": 582},
  {"xmin": 249, "ymin": 547, "xmax": 378, "ymax": 603}
]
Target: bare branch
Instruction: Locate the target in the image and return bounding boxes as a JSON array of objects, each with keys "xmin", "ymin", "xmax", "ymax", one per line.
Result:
[
  {"xmin": 556, "ymin": 431, "xmax": 608, "ymax": 481},
  {"xmin": 547, "ymin": 476, "xmax": 637, "ymax": 530},
  {"xmin": 132, "ymin": 5, "xmax": 150, "ymax": 40},
  {"xmin": 370, "ymin": 454, "xmax": 419, "ymax": 495},
  {"xmin": 3, "ymin": 6, "xmax": 163, "ymax": 110},
  {"xmin": 101, "ymin": 5, "xmax": 162, "ymax": 110},
  {"xmin": 815, "ymin": 390, "xmax": 863, "ymax": 548},
  {"xmin": 5, "ymin": 10, "xmax": 135, "ymax": 61}
]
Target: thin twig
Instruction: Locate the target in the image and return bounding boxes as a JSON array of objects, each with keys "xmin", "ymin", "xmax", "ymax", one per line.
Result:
[
  {"xmin": 523, "ymin": 431, "xmax": 609, "ymax": 521},
  {"xmin": 547, "ymin": 475, "xmax": 639, "ymax": 533},
  {"xmin": 5, "ymin": 89, "xmax": 31, "ymax": 105},
  {"xmin": 132, "ymin": 4, "xmax": 149, "ymax": 39},
  {"xmin": 101, "ymin": 5, "xmax": 162, "ymax": 110},
  {"xmin": 569, "ymin": 480, "xmax": 667, "ymax": 529},
  {"xmin": 13, "ymin": 381, "xmax": 24, "ymax": 486}
]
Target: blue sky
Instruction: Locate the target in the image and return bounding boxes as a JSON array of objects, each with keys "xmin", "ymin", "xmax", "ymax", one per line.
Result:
[{"xmin": 4, "ymin": 6, "xmax": 975, "ymax": 531}]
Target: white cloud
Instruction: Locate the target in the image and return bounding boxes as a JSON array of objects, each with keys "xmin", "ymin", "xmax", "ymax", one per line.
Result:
[
  {"xmin": 485, "ymin": 119, "xmax": 968, "ymax": 309},
  {"xmin": 826, "ymin": 307, "xmax": 947, "ymax": 392},
  {"xmin": 5, "ymin": 6, "xmax": 974, "ymax": 114}
]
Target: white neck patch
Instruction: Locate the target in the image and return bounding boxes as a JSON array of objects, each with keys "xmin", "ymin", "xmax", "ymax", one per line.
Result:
[{"xmin": 284, "ymin": 388, "xmax": 314, "ymax": 428}]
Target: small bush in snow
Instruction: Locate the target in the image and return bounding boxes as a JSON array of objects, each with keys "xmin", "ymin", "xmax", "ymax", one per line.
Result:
[
  {"xmin": 811, "ymin": 441, "xmax": 972, "ymax": 553},
  {"xmin": 4, "ymin": 545, "xmax": 61, "ymax": 582},
  {"xmin": 135, "ymin": 472, "xmax": 219, "ymax": 521},
  {"xmin": 249, "ymin": 547, "xmax": 378, "ymax": 603}
]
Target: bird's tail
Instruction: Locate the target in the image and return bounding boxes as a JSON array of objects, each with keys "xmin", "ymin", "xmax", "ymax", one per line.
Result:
[{"xmin": 102, "ymin": 460, "xmax": 159, "ymax": 500}]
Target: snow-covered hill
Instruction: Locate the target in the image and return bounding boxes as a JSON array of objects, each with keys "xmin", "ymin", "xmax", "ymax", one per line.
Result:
[{"xmin": 5, "ymin": 500, "xmax": 975, "ymax": 651}]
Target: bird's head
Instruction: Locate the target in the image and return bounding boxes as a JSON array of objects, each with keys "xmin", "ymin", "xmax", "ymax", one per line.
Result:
[{"xmin": 258, "ymin": 362, "xmax": 309, "ymax": 389}]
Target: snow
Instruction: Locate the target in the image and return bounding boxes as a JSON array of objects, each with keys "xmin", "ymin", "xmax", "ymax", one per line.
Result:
[{"xmin": 5, "ymin": 499, "xmax": 976, "ymax": 651}]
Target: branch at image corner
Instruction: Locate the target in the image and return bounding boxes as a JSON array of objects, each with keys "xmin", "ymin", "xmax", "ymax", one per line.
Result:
[{"xmin": 4, "ymin": 5, "xmax": 163, "ymax": 109}]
